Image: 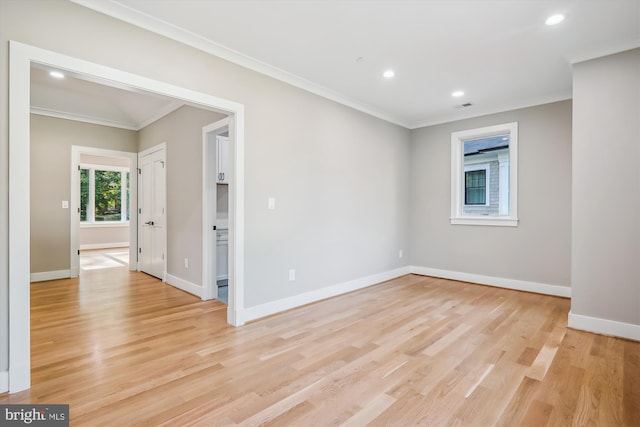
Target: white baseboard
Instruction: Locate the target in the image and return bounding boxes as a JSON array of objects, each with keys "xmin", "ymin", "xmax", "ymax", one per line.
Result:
[
  {"xmin": 80, "ymin": 242, "xmax": 129, "ymax": 250},
  {"xmin": 30, "ymin": 270, "xmax": 71, "ymax": 282},
  {"xmin": 0, "ymin": 370, "xmax": 8, "ymax": 393},
  {"xmin": 237, "ymin": 266, "xmax": 411, "ymax": 324},
  {"xmin": 165, "ymin": 274, "xmax": 203, "ymax": 298},
  {"xmin": 410, "ymin": 266, "xmax": 571, "ymax": 298},
  {"xmin": 568, "ymin": 311, "xmax": 640, "ymax": 342}
]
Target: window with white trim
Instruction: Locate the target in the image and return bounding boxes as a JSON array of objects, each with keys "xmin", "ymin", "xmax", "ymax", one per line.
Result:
[
  {"xmin": 451, "ymin": 122, "xmax": 518, "ymax": 226},
  {"xmin": 80, "ymin": 164, "xmax": 130, "ymax": 223}
]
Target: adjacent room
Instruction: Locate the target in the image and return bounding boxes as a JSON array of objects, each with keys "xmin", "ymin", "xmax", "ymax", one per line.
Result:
[{"xmin": 0, "ymin": 0, "xmax": 638, "ymax": 425}]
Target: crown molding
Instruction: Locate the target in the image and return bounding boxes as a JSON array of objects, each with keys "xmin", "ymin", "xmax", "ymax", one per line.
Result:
[
  {"xmin": 31, "ymin": 100, "xmax": 185, "ymax": 131},
  {"xmin": 136, "ymin": 100, "xmax": 184, "ymax": 129},
  {"xmin": 408, "ymin": 92, "xmax": 572, "ymax": 130},
  {"xmin": 71, "ymin": 0, "xmax": 410, "ymax": 128},
  {"xmin": 30, "ymin": 106, "xmax": 138, "ymax": 130}
]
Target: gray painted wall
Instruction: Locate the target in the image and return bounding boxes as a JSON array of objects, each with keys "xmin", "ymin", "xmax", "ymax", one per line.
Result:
[
  {"xmin": 571, "ymin": 49, "xmax": 640, "ymax": 326},
  {"xmin": 138, "ymin": 105, "xmax": 226, "ymax": 286},
  {"xmin": 30, "ymin": 114, "xmax": 138, "ymax": 273},
  {"xmin": 409, "ymin": 100, "xmax": 572, "ymax": 287}
]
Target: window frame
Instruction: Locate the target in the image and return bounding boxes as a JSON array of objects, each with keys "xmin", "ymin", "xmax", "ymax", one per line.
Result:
[
  {"xmin": 464, "ymin": 163, "xmax": 490, "ymax": 207},
  {"xmin": 450, "ymin": 122, "xmax": 518, "ymax": 227},
  {"xmin": 80, "ymin": 163, "xmax": 130, "ymax": 226}
]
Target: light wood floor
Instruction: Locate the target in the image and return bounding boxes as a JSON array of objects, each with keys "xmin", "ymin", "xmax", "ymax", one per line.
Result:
[{"xmin": 1, "ymin": 269, "xmax": 638, "ymax": 426}]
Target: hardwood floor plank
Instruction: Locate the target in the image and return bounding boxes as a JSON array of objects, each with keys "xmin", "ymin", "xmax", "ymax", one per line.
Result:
[
  {"xmin": 0, "ymin": 270, "xmax": 637, "ymax": 426},
  {"xmin": 519, "ymin": 399, "xmax": 553, "ymax": 427},
  {"xmin": 623, "ymin": 340, "xmax": 640, "ymax": 426}
]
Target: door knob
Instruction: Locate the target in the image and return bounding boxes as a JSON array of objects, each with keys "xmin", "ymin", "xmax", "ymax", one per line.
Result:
[{"xmin": 145, "ymin": 221, "xmax": 155, "ymax": 226}]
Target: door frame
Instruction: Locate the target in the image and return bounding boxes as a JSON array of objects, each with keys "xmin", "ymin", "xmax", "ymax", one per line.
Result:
[
  {"xmin": 202, "ymin": 118, "xmax": 229, "ymax": 300},
  {"xmin": 137, "ymin": 143, "xmax": 167, "ymax": 279},
  {"xmin": 70, "ymin": 146, "xmax": 138, "ymax": 277},
  {"xmin": 8, "ymin": 41, "xmax": 246, "ymax": 393}
]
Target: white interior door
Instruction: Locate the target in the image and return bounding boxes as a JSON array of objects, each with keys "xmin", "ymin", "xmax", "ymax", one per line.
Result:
[{"xmin": 138, "ymin": 145, "xmax": 166, "ymax": 280}]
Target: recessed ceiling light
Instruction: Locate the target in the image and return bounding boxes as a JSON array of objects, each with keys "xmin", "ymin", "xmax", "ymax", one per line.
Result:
[
  {"xmin": 49, "ymin": 71, "xmax": 65, "ymax": 79},
  {"xmin": 383, "ymin": 70, "xmax": 395, "ymax": 79},
  {"xmin": 545, "ymin": 14, "xmax": 565, "ymax": 26},
  {"xmin": 452, "ymin": 90, "xmax": 465, "ymax": 97}
]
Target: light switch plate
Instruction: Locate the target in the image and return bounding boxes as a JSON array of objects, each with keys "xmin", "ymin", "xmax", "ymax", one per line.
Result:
[
  {"xmin": 62, "ymin": 201, "xmax": 69, "ymax": 209},
  {"xmin": 268, "ymin": 197, "xmax": 276, "ymax": 210}
]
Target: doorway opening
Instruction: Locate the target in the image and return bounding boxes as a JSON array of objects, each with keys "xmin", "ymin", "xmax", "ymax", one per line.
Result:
[
  {"xmin": 202, "ymin": 118, "xmax": 230, "ymax": 304},
  {"xmin": 8, "ymin": 41, "xmax": 246, "ymax": 393},
  {"xmin": 70, "ymin": 146, "xmax": 138, "ymax": 277}
]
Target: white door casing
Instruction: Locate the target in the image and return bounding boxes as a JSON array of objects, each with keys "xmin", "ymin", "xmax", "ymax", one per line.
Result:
[
  {"xmin": 138, "ymin": 144, "xmax": 167, "ymax": 280},
  {"xmin": 202, "ymin": 118, "xmax": 229, "ymax": 300},
  {"xmin": 70, "ymin": 146, "xmax": 138, "ymax": 277},
  {"xmin": 9, "ymin": 41, "xmax": 245, "ymax": 393}
]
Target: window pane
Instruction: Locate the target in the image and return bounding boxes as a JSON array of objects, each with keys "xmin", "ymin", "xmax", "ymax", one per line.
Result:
[
  {"xmin": 465, "ymin": 170, "xmax": 486, "ymax": 205},
  {"xmin": 451, "ymin": 122, "xmax": 518, "ymax": 225},
  {"xmin": 94, "ymin": 170, "xmax": 122, "ymax": 221},
  {"xmin": 463, "ymin": 135, "xmax": 509, "ymax": 215},
  {"xmin": 80, "ymin": 168, "xmax": 89, "ymax": 222}
]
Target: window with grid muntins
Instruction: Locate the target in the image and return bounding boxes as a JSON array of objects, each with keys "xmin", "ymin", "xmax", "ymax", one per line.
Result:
[{"xmin": 465, "ymin": 170, "xmax": 486, "ymax": 205}]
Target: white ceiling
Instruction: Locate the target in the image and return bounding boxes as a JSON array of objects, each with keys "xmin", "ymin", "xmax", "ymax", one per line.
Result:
[
  {"xmin": 30, "ymin": 64, "xmax": 184, "ymax": 130},
  {"xmin": 58, "ymin": 1, "xmax": 640, "ymax": 129}
]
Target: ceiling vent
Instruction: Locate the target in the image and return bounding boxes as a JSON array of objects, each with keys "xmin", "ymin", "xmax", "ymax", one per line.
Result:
[{"xmin": 454, "ymin": 102, "xmax": 474, "ymax": 109}]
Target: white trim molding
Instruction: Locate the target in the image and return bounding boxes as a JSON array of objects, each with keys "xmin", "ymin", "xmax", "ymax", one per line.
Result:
[
  {"xmin": 237, "ymin": 267, "xmax": 411, "ymax": 325},
  {"xmin": 410, "ymin": 266, "xmax": 571, "ymax": 298},
  {"xmin": 165, "ymin": 274, "xmax": 203, "ymax": 299},
  {"xmin": 72, "ymin": 145, "xmax": 138, "ymax": 276},
  {"xmin": 71, "ymin": 0, "xmax": 409, "ymax": 129},
  {"xmin": 30, "ymin": 270, "xmax": 71, "ymax": 283},
  {"xmin": 451, "ymin": 122, "xmax": 518, "ymax": 227},
  {"xmin": 568, "ymin": 311, "xmax": 640, "ymax": 342}
]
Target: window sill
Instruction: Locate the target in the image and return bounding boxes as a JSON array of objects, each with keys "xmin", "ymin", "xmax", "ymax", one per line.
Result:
[
  {"xmin": 81, "ymin": 222, "xmax": 130, "ymax": 229},
  {"xmin": 450, "ymin": 216, "xmax": 518, "ymax": 227}
]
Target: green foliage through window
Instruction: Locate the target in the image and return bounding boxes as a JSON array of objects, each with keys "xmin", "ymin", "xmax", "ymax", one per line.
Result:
[
  {"xmin": 80, "ymin": 167, "xmax": 129, "ymax": 223},
  {"xmin": 80, "ymin": 168, "xmax": 89, "ymax": 221},
  {"xmin": 95, "ymin": 170, "xmax": 122, "ymax": 221}
]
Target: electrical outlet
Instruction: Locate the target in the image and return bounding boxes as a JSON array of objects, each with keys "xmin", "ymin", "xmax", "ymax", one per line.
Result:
[
  {"xmin": 289, "ymin": 269, "xmax": 295, "ymax": 281},
  {"xmin": 184, "ymin": 258, "xmax": 189, "ymax": 269},
  {"xmin": 61, "ymin": 200, "xmax": 69, "ymax": 209}
]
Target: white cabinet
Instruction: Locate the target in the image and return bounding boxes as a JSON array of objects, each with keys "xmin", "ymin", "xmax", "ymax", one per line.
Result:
[
  {"xmin": 216, "ymin": 135, "xmax": 229, "ymax": 184},
  {"xmin": 216, "ymin": 229, "xmax": 228, "ymax": 281}
]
